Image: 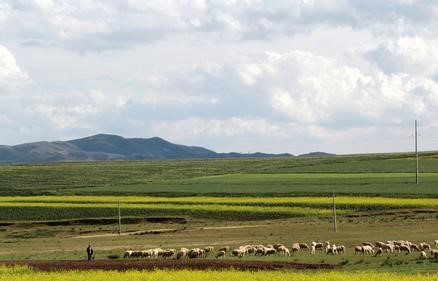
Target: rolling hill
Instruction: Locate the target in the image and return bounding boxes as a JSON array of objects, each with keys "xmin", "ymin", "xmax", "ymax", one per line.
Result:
[{"xmin": 0, "ymin": 134, "xmax": 292, "ymax": 164}]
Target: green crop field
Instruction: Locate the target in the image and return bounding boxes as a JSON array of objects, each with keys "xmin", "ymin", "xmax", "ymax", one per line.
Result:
[
  {"xmin": 2, "ymin": 195, "xmax": 438, "ymax": 221},
  {"xmin": 1, "ymin": 152, "xmax": 438, "ymax": 197},
  {"xmin": 1, "ymin": 152, "xmax": 438, "ymax": 273}
]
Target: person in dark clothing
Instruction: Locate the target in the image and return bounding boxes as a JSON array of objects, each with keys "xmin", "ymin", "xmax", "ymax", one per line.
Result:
[{"xmin": 86, "ymin": 245, "xmax": 94, "ymax": 260}]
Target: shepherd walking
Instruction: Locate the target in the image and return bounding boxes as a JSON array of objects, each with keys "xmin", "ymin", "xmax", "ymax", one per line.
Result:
[{"xmin": 86, "ymin": 244, "xmax": 94, "ymax": 261}]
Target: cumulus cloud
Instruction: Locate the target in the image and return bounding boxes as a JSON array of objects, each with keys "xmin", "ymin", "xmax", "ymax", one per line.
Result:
[
  {"xmin": 0, "ymin": 2, "xmax": 12, "ymax": 27},
  {"xmin": 151, "ymin": 117, "xmax": 286, "ymax": 139},
  {"xmin": 0, "ymin": 45, "xmax": 29, "ymax": 91},
  {"xmin": 2, "ymin": 0, "xmax": 438, "ymax": 51},
  {"xmin": 2, "ymin": 1, "xmax": 438, "ymax": 154},
  {"xmin": 365, "ymin": 37, "xmax": 438, "ymax": 78},
  {"xmin": 229, "ymin": 50, "xmax": 438, "ymax": 126},
  {"xmin": 12, "ymin": 47, "xmax": 437, "ymax": 151}
]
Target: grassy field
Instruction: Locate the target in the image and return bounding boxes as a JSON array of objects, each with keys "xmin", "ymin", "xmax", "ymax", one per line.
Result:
[
  {"xmin": 3, "ymin": 267, "xmax": 438, "ymax": 281},
  {"xmin": 1, "ymin": 152, "xmax": 437, "ymax": 197},
  {"xmin": 1, "ymin": 211, "xmax": 438, "ymax": 269},
  {"xmin": 1, "ymin": 152, "xmax": 438, "ymax": 273},
  {"xmin": 2, "ymin": 195, "xmax": 438, "ymax": 221}
]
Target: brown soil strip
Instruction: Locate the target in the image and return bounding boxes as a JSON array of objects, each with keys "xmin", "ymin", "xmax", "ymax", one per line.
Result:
[
  {"xmin": 1, "ymin": 259, "xmax": 337, "ymax": 271},
  {"xmin": 72, "ymin": 228, "xmax": 179, "ymax": 239}
]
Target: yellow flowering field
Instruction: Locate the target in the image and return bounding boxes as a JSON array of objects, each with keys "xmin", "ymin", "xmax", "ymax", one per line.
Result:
[{"xmin": 1, "ymin": 267, "xmax": 438, "ymax": 281}]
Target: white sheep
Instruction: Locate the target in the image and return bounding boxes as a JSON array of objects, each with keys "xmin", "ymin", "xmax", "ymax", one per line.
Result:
[
  {"xmin": 151, "ymin": 248, "xmax": 163, "ymax": 258},
  {"xmin": 177, "ymin": 248, "xmax": 189, "ymax": 259},
  {"xmin": 141, "ymin": 249, "xmax": 153, "ymax": 258},
  {"xmin": 162, "ymin": 249, "xmax": 175, "ymax": 259},
  {"xmin": 299, "ymin": 243, "xmax": 310, "ymax": 251},
  {"xmin": 291, "ymin": 243, "xmax": 300, "ymax": 253},
  {"xmin": 336, "ymin": 245, "xmax": 345, "ymax": 253},
  {"xmin": 231, "ymin": 248, "xmax": 245, "ymax": 258},
  {"xmin": 310, "ymin": 245, "xmax": 316, "ymax": 255},
  {"xmin": 204, "ymin": 246, "xmax": 214, "ymax": 253},
  {"xmin": 410, "ymin": 244, "xmax": 421, "ymax": 252},
  {"xmin": 362, "ymin": 245, "xmax": 374, "ymax": 255},
  {"xmin": 245, "ymin": 246, "xmax": 256, "ymax": 255},
  {"xmin": 312, "ymin": 242, "xmax": 324, "ymax": 250},
  {"xmin": 123, "ymin": 250, "xmax": 133, "ymax": 258},
  {"xmin": 263, "ymin": 247, "xmax": 277, "ymax": 256},
  {"xmin": 420, "ymin": 242, "xmax": 431, "ymax": 251},
  {"xmin": 277, "ymin": 245, "xmax": 290, "ymax": 256},
  {"xmin": 188, "ymin": 248, "xmax": 204, "ymax": 259},
  {"xmin": 326, "ymin": 244, "xmax": 338, "ymax": 255},
  {"xmin": 218, "ymin": 246, "xmax": 229, "ymax": 252},
  {"xmin": 374, "ymin": 247, "xmax": 383, "ymax": 257},
  {"xmin": 399, "ymin": 245, "xmax": 411, "ymax": 254},
  {"xmin": 420, "ymin": 251, "xmax": 428, "ymax": 259},
  {"xmin": 380, "ymin": 243, "xmax": 394, "ymax": 253},
  {"xmin": 130, "ymin": 250, "xmax": 143, "ymax": 258},
  {"xmin": 255, "ymin": 247, "xmax": 265, "ymax": 256},
  {"xmin": 216, "ymin": 250, "xmax": 226, "ymax": 258},
  {"xmin": 354, "ymin": 246, "xmax": 363, "ymax": 255}
]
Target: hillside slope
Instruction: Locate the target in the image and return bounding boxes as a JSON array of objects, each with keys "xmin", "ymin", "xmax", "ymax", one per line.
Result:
[{"xmin": 0, "ymin": 134, "xmax": 291, "ymax": 164}]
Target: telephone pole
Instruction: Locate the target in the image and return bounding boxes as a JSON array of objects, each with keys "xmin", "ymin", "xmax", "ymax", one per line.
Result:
[
  {"xmin": 415, "ymin": 120, "xmax": 419, "ymax": 184},
  {"xmin": 332, "ymin": 191, "xmax": 337, "ymax": 233},
  {"xmin": 118, "ymin": 200, "xmax": 122, "ymax": 236}
]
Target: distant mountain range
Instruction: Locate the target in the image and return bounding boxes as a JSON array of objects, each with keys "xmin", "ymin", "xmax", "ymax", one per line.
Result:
[
  {"xmin": 0, "ymin": 134, "xmax": 292, "ymax": 164},
  {"xmin": 0, "ymin": 134, "xmax": 334, "ymax": 164},
  {"xmin": 298, "ymin": 151, "xmax": 335, "ymax": 157}
]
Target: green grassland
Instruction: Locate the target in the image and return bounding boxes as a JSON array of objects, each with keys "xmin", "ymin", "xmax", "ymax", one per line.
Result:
[
  {"xmin": 1, "ymin": 152, "xmax": 438, "ymax": 197},
  {"xmin": 1, "ymin": 152, "xmax": 438, "ymax": 273},
  {"xmin": 2, "ymin": 195, "xmax": 438, "ymax": 221},
  {"xmin": 2, "ymin": 214, "xmax": 438, "ymax": 272}
]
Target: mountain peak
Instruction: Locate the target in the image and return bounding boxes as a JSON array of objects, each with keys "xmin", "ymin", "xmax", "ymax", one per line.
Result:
[
  {"xmin": 0, "ymin": 134, "xmax": 293, "ymax": 164},
  {"xmin": 298, "ymin": 151, "xmax": 334, "ymax": 157},
  {"xmin": 73, "ymin": 133, "xmax": 125, "ymax": 141}
]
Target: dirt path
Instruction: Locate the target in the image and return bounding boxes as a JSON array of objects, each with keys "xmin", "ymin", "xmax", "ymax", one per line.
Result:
[
  {"xmin": 72, "ymin": 228, "xmax": 179, "ymax": 239},
  {"xmin": 198, "ymin": 224, "xmax": 268, "ymax": 230},
  {"xmin": 1, "ymin": 259, "xmax": 337, "ymax": 271},
  {"xmin": 71, "ymin": 224, "xmax": 268, "ymax": 239}
]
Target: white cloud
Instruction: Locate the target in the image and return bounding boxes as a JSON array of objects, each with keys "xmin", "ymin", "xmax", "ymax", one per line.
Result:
[
  {"xmin": 139, "ymin": 92, "xmax": 219, "ymax": 106},
  {"xmin": 366, "ymin": 37, "xmax": 438, "ymax": 77},
  {"xmin": 229, "ymin": 50, "xmax": 438, "ymax": 126},
  {"xmin": 2, "ymin": 1, "xmax": 438, "ymax": 154},
  {"xmin": 32, "ymin": 104, "xmax": 97, "ymax": 129},
  {"xmin": 2, "ymin": 0, "xmax": 438, "ymax": 51},
  {"xmin": 0, "ymin": 45, "xmax": 29, "ymax": 91},
  {"xmin": 151, "ymin": 117, "xmax": 286, "ymax": 139},
  {"xmin": 0, "ymin": 2, "xmax": 12, "ymax": 27}
]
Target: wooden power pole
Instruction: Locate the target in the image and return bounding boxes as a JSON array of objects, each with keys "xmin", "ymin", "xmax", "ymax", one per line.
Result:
[
  {"xmin": 332, "ymin": 191, "xmax": 337, "ymax": 233},
  {"xmin": 415, "ymin": 120, "xmax": 419, "ymax": 184},
  {"xmin": 118, "ymin": 200, "xmax": 122, "ymax": 236}
]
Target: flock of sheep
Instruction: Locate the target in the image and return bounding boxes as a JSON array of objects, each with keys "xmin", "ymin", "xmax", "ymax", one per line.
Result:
[
  {"xmin": 123, "ymin": 240, "xmax": 438, "ymax": 260},
  {"xmin": 355, "ymin": 240, "xmax": 438, "ymax": 259},
  {"xmin": 123, "ymin": 246, "xmax": 215, "ymax": 259}
]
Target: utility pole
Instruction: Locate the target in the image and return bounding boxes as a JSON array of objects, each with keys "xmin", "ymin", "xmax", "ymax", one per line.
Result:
[
  {"xmin": 332, "ymin": 191, "xmax": 337, "ymax": 233},
  {"xmin": 415, "ymin": 120, "xmax": 419, "ymax": 184},
  {"xmin": 118, "ymin": 200, "xmax": 122, "ymax": 236}
]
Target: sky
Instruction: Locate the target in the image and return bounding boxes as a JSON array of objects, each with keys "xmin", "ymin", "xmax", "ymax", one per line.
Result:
[{"xmin": 1, "ymin": 0, "xmax": 438, "ymax": 155}]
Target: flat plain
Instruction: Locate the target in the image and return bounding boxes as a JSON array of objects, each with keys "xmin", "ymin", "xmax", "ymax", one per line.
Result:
[{"xmin": 1, "ymin": 152, "xmax": 438, "ymax": 273}]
